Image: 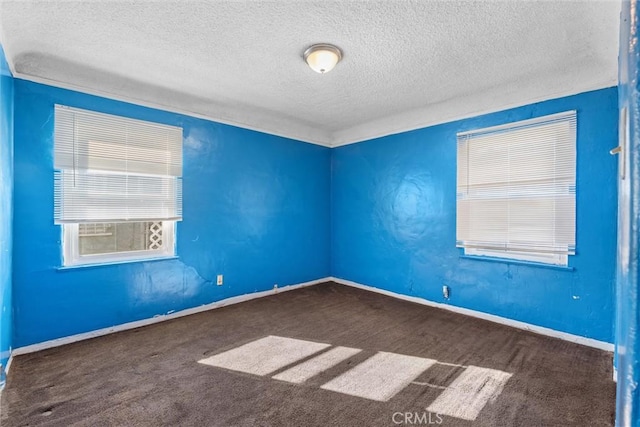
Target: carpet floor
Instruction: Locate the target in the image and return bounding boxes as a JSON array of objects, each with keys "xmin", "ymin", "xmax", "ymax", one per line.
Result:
[{"xmin": 0, "ymin": 282, "xmax": 615, "ymax": 426}]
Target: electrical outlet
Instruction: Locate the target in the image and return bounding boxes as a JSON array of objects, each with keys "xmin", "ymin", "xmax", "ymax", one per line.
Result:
[
  {"xmin": 217, "ymin": 275, "xmax": 223, "ymax": 286},
  {"xmin": 442, "ymin": 285, "xmax": 450, "ymax": 299}
]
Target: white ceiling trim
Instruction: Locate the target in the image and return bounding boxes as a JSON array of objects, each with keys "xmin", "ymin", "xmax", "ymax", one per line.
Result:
[
  {"xmin": 9, "ymin": 67, "xmax": 618, "ymax": 149},
  {"xmin": 331, "ymin": 78, "xmax": 618, "ymax": 148},
  {"xmin": 10, "ymin": 70, "xmax": 334, "ymax": 148}
]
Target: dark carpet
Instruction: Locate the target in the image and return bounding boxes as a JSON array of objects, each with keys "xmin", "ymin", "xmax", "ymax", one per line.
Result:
[{"xmin": 0, "ymin": 282, "xmax": 615, "ymax": 426}]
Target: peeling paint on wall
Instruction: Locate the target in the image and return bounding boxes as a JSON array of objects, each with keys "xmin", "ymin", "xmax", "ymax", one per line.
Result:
[{"xmin": 615, "ymin": 1, "xmax": 640, "ymax": 425}]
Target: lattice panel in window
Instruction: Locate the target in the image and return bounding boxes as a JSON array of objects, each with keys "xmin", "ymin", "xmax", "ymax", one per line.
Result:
[{"xmin": 148, "ymin": 222, "xmax": 163, "ymax": 250}]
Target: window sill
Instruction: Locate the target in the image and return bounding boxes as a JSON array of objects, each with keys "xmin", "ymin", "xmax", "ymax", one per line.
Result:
[
  {"xmin": 57, "ymin": 255, "xmax": 179, "ymax": 271},
  {"xmin": 459, "ymin": 255, "xmax": 575, "ymax": 271}
]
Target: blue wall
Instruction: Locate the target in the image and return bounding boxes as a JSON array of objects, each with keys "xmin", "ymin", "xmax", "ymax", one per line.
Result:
[
  {"xmin": 0, "ymin": 45, "xmax": 14, "ymax": 383},
  {"xmin": 12, "ymin": 80, "xmax": 331, "ymax": 347},
  {"xmin": 615, "ymin": 0, "xmax": 640, "ymax": 425},
  {"xmin": 332, "ymin": 87, "xmax": 618, "ymax": 343},
  {"xmin": 5, "ymin": 69, "xmax": 619, "ymax": 349}
]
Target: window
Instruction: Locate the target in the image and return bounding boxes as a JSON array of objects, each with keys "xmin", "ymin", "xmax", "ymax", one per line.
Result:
[
  {"xmin": 54, "ymin": 105, "xmax": 183, "ymax": 266},
  {"xmin": 456, "ymin": 111, "xmax": 576, "ymax": 266}
]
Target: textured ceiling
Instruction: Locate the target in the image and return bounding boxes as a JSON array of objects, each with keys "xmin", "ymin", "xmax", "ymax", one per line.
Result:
[{"xmin": 0, "ymin": 1, "xmax": 620, "ymax": 147}]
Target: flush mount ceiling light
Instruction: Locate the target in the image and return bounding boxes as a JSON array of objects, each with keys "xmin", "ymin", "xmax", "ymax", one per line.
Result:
[{"xmin": 303, "ymin": 44, "xmax": 343, "ymax": 74}]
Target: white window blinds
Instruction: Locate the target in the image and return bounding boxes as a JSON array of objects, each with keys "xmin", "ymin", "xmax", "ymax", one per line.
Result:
[
  {"xmin": 456, "ymin": 111, "xmax": 576, "ymax": 263},
  {"xmin": 54, "ymin": 105, "xmax": 183, "ymax": 223}
]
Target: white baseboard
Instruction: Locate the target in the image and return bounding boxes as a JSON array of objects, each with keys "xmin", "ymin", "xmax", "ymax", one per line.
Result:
[
  {"xmin": 12, "ymin": 277, "xmax": 330, "ymax": 356},
  {"xmin": 0, "ymin": 353, "xmax": 11, "ymax": 391},
  {"xmin": 329, "ymin": 277, "xmax": 614, "ymax": 352},
  {"xmin": 10, "ymin": 275, "xmax": 614, "ymax": 357},
  {"xmin": 5, "ymin": 353, "xmax": 13, "ymax": 376}
]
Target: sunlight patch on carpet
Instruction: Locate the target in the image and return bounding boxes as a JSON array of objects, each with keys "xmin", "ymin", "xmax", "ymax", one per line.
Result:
[{"xmin": 198, "ymin": 335, "xmax": 329, "ymax": 376}]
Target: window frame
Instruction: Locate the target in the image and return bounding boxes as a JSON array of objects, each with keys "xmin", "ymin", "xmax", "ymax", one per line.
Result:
[
  {"xmin": 463, "ymin": 247, "xmax": 568, "ymax": 266},
  {"xmin": 53, "ymin": 105, "xmax": 183, "ymax": 268},
  {"xmin": 62, "ymin": 221, "xmax": 176, "ymax": 267},
  {"xmin": 456, "ymin": 111, "xmax": 576, "ymax": 267}
]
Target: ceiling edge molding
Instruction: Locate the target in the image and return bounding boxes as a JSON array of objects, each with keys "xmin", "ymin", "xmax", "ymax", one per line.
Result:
[
  {"xmin": 330, "ymin": 78, "xmax": 619, "ymax": 148},
  {"xmin": 10, "ymin": 71, "xmax": 334, "ymax": 148},
  {"xmin": 5, "ymin": 53, "xmax": 618, "ymax": 151}
]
